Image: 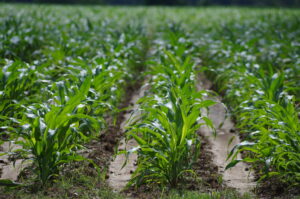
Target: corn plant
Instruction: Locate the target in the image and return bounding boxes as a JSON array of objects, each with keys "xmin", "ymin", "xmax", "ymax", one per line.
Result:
[
  {"xmin": 0, "ymin": 60, "xmax": 40, "ymax": 117},
  {"xmin": 125, "ymin": 84, "xmax": 215, "ymax": 188},
  {"xmin": 3, "ymin": 77, "xmax": 101, "ymax": 185},
  {"xmin": 226, "ymin": 74, "xmax": 300, "ymax": 185},
  {"xmin": 123, "ymin": 44, "xmax": 215, "ymax": 188},
  {"xmin": 194, "ymin": 11, "xmax": 300, "ymax": 187}
]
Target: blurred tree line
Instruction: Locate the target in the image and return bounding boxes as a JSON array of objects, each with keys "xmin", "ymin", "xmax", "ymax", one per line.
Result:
[{"xmin": 1, "ymin": 0, "xmax": 300, "ymax": 6}]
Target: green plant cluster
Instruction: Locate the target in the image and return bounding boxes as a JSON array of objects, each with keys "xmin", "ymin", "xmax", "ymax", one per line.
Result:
[
  {"xmin": 0, "ymin": 6, "xmax": 147, "ymax": 186},
  {"xmin": 197, "ymin": 13, "xmax": 300, "ymax": 185},
  {"xmin": 124, "ymin": 25, "xmax": 215, "ymax": 189},
  {"xmin": 0, "ymin": 4, "xmax": 299, "ymax": 194}
]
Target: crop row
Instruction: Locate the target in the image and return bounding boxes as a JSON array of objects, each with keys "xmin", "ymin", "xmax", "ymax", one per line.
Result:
[
  {"xmin": 196, "ymin": 14, "xmax": 300, "ymax": 185},
  {"xmin": 0, "ymin": 5, "xmax": 299, "ymax": 192},
  {"xmin": 0, "ymin": 8, "xmax": 147, "ymax": 186},
  {"xmin": 124, "ymin": 24, "xmax": 215, "ymax": 188}
]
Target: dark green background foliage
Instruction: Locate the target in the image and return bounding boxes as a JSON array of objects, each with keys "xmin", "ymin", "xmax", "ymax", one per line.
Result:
[{"xmin": 1, "ymin": 0, "xmax": 300, "ymax": 6}]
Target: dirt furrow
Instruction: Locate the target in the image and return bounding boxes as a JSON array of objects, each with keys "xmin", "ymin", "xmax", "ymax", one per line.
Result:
[
  {"xmin": 197, "ymin": 74, "xmax": 255, "ymax": 194},
  {"xmin": 108, "ymin": 83, "xmax": 148, "ymax": 191}
]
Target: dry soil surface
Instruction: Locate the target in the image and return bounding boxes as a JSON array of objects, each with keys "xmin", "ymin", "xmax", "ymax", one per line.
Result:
[{"xmin": 197, "ymin": 74, "xmax": 255, "ymax": 194}]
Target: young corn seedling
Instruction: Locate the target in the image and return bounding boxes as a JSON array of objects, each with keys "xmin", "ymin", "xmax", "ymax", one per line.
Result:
[
  {"xmin": 123, "ymin": 48, "xmax": 215, "ymax": 188},
  {"xmin": 1, "ymin": 77, "xmax": 101, "ymax": 186},
  {"xmin": 227, "ymin": 96, "xmax": 300, "ymax": 184},
  {"xmin": 125, "ymin": 84, "xmax": 215, "ymax": 188},
  {"xmin": 226, "ymin": 73, "xmax": 300, "ymax": 185}
]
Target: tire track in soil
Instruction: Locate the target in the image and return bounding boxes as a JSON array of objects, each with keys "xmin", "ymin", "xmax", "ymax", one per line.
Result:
[
  {"xmin": 197, "ymin": 74, "xmax": 256, "ymax": 195},
  {"xmin": 108, "ymin": 82, "xmax": 148, "ymax": 191}
]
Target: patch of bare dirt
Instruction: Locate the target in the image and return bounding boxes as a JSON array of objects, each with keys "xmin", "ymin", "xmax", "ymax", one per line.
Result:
[
  {"xmin": 197, "ymin": 74, "xmax": 255, "ymax": 195},
  {"xmin": 86, "ymin": 81, "xmax": 143, "ymax": 174},
  {"xmin": 0, "ymin": 141, "xmax": 31, "ymax": 182},
  {"xmin": 107, "ymin": 81, "xmax": 148, "ymax": 191},
  {"xmin": 256, "ymin": 176, "xmax": 300, "ymax": 199}
]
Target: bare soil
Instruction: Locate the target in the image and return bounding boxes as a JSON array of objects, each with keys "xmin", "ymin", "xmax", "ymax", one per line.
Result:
[
  {"xmin": 108, "ymin": 81, "xmax": 148, "ymax": 191},
  {"xmin": 86, "ymin": 81, "xmax": 143, "ymax": 176},
  {"xmin": 197, "ymin": 74, "xmax": 255, "ymax": 195},
  {"xmin": 0, "ymin": 141, "xmax": 30, "ymax": 181}
]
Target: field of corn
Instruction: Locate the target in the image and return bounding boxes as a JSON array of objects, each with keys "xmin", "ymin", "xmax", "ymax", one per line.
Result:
[{"xmin": 0, "ymin": 4, "xmax": 299, "ymax": 199}]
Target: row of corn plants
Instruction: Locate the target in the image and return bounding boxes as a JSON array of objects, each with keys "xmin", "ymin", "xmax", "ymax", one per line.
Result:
[
  {"xmin": 195, "ymin": 13, "xmax": 300, "ymax": 186},
  {"xmin": 124, "ymin": 24, "xmax": 216, "ymax": 189},
  {"xmin": 0, "ymin": 6, "xmax": 148, "ymax": 186},
  {"xmin": 1, "ymin": 5, "xmax": 299, "ymax": 194}
]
